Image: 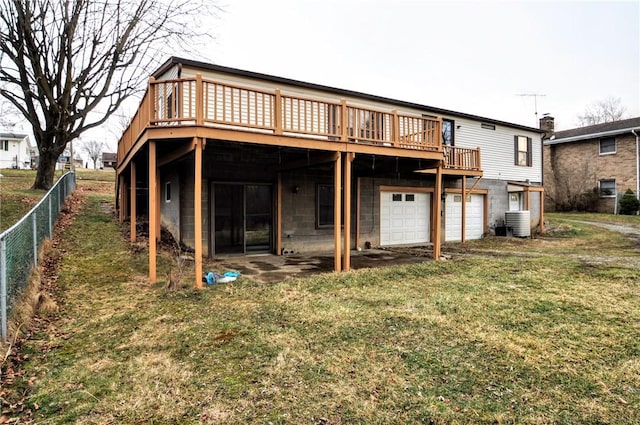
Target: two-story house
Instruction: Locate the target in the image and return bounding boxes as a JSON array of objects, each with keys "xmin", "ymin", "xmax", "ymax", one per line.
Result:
[
  {"xmin": 0, "ymin": 132, "xmax": 32, "ymax": 169},
  {"xmin": 115, "ymin": 57, "xmax": 544, "ymax": 287},
  {"xmin": 543, "ymin": 116, "xmax": 640, "ymax": 213}
]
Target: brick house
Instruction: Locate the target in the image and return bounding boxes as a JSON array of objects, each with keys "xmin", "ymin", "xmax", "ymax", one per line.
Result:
[
  {"xmin": 116, "ymin": 57, "xmax": 545, "ymax": 287},
  {"xmin": 542, "ymin": 116, "xmax": 640, "ymax": 213}
]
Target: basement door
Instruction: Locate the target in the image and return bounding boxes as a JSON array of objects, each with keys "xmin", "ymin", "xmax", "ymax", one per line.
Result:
[
  {"xmin": 380, "ymin": 191, "xmax": 430, "ymax": 245},
  {"xmin": 445, "ymin": 193, "xmax": 484, "ymax": 241},
  {"xmin": 212, "ymin": 184, "xmax": 272, "ymax": 255}
]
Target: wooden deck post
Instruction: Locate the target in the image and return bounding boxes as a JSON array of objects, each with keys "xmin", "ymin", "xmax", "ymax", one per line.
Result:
[
  {"xmin": 148, "ymin": 141, "xmax": 157, "ymax": 283},
  {"xmin": 196, "ymin": 74, "xmax": 204, "ymax": 126},
  {"xmin": 433, "ymin": 163, "xmax": 443, "ymax": 260},
  {"xmin": 461, "ymin": 176, "xmax": 466, "ymax": 244},
  {"xmin": 334, "ymin": 152, "xmax": 342, "ymax": 272},
  {"xmin": 118, "ymin": 176, "xmax": 125, "ymax": 223},
  {"xmin": 276, "ymin": 173, "xmax": 283, "ymax": 256},
  {"xmin": 149, "ymin": 77, "xmax": 156, "ymax": 124},
  {"xmin": 392, "ymin": 110, "xmax": 400, "ymax": 147},
  {"xmin": 524, "ymin": 187, "xmax": 531, "ymax": 210},
  {"xmin": 355, "ymin": 177, "xmax": 361, "ymax": 251},
  {"xmin": 539, "ymin": 191, "xmax": 545, "ymax": 233},
  {"xmin": 194, "ymin": 137, "xmax": 203, "ymax": 289},
  {"xmin": 130, "ymin": 162, "xmax": 137, "ymax": 242},
  {"xmin": 344, "ymin": 153, "xmax": 354, "ymax": 271},
  {"xmin": 275, "ymin": 89, "xmax": 283, "ymax": 135},
  {"xmin": 340, "ymin": 99, "xmax": 348, "ymax": 142}
]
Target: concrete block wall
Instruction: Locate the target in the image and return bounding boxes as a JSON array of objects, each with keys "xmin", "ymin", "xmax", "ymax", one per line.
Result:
[
  {"xmin": 160, "ymin": 166, "xmax": 181, "ymax": 241},
  {"xmin": 179, "ymin": 168, "xmax": 209, "ymax": 256}
]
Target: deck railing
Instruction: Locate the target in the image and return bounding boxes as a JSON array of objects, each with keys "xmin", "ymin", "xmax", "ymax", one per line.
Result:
[
  {"xmin": 443, "ymin": 146, "xmax": 481, "ymax": 171},
  {"xmin": 118, "ymin": 76, "xmax": 479, "ymax": 172}
]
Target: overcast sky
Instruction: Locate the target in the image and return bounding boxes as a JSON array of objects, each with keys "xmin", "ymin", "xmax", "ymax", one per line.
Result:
[
  {"xmin": 47, "ymin": 0, "xmax": 640, "ymax": 155},
  {"xmin": 198, "ymin": 0, "xmax": 639, "ymax": 133}
]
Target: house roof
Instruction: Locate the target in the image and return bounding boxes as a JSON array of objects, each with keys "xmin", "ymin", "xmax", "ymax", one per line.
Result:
[
  {"xmin": 102, "ymin": 152, "xmax": 117, "ymax": 161},
  {"xmin": 0, "ymin": 132, "xmax": 28, "ymax": 140},
  {"xmin": 546, "ymin": 116, "xmax": 640, "ymax": 145},
  {"xmin": 154, "ymin": 57, "xmax": 544, "ymax": 135}
]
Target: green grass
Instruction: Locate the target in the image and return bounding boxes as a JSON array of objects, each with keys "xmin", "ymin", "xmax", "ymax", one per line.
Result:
[
  {"xmin": 3, "ymin": 182, "xmax": 640, "ymax": 424},
  {"xmin": 547, "ymin": 211, "xmax": 640, "ymax": 226},
  {"xmin": 0, "ymin": 168, "xmax": 115, "ymax": 232}
]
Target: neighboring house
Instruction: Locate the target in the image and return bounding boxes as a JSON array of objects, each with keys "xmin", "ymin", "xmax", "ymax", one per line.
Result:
[
  {"xmin": 115, "ymin": 57, "xmax": 544, "ymax": 286},
  {"xmin": 543, "ymin": 116, "xmax": 640, "ymax": 213},
  {"xmin": 0, "ymin": 132, "xmax": 32, "ymax": 169},
  {"xmin": 102, "ymin": 152, "xmax": 117, "ymax": 168}
]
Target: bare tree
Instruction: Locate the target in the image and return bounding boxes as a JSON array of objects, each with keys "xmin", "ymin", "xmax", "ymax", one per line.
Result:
[
  {"xmin": 0, "ymin": 0, "xmax": 219, "ymax": 189},
  {"xmin": 577, "ymin": 96, "xmax": 627, "ymax": 127},
  {"xmin": 82, "ymin": 139, "xmax": 105, "ymax": 169},
  {"xmin": 0, "ymin": 95, "xmax": 20, "ymax": 129}
]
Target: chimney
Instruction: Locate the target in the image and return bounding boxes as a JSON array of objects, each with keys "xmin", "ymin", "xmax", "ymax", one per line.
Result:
[{"xmin": 539, "ymin": 115, "xmax": 555, "ymax": 140}]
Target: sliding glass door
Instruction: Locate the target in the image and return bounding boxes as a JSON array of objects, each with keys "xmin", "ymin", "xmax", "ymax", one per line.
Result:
[{"xmin": 213, "ymin": 184, "xmax": 272, "ymax": 255}]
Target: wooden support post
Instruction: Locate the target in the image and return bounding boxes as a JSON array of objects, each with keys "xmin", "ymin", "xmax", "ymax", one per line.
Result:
[
  {"xmin": 334, "ymin": 152, "xmax": 342, "ymax": 272},
  {"xmin": 355, "ymin": 177, "xmax": 361, "ymax": 251},
  {"xmin": 148, "ymin": 141, "xmax": 157, "ymax": 283},
  {"xmin": 461, "ymin": 176, "xmax": 466, "ymax": 244},
  {"xmin": 276, "ymin": 173, "xmax": 283, "ymax": 256},
  {"xmin": 344, "ymin": 153, "xmax": 354, "ymax": 271},
  {"xmin": 149, "ymin": 77, "xmax": 156, "ymax": 123},
  {"xmin": 275, "ymin": 89, "xmax": 283, "ymax": 135},
  {"xmin": 340, "ymin": 99, "xmax": 348, "ymax": 142},
  {"xmin": 433, "ymin": 163, "xmax": 443, "ymax": 260},
  {"xmin": 392, "ymin": 110, "xmax": 400, "ymax": 147},
  {"xmin": 130, "ymin": 162, "xmax": 137, "ymax": 242},
  {"xmin": 156, "ymin": 172, "xmax": 161, "ymax": 241},
  {"xmin": 539, "ymin": 191, "xmax": 545, "ymax": 233},
  {"xmin": 118, "ymin": 176, "xmax": 126, "ymax": 223},
  {"xmin": 194, "ymin": 137, "xmax": 203, "ymax": 289},
  {"xmin": 524, "ymin": 187, "xmax": 531, "ymax": 210},
  {"xmin": 195, "ymin": 74, "xmax": 204, "ymax": 126}
]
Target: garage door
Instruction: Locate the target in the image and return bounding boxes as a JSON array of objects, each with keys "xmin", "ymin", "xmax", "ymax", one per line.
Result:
[
  {"xmin": 445, "ymin": 193, "xmax": 484, "ymax": 241},
  {"xmin": 380, "ymin": 191, "xmax": 430, "ymax": 245}
]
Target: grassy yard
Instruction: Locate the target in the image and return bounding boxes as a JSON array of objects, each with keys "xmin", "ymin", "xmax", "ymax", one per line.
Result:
[
  {"xmin": 0, "ymin": 168, "xmax": 114, "ymax": 232},
  {"xmin": 2, "ymin": 180, "xmax": 639, "ymax": 424}
]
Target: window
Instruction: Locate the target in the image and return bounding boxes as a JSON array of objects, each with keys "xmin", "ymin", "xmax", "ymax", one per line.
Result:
[
  {"xmin": 481, "ymin": 123, "xmax": 496, "ymax": 130},
  {"xmin": 405, "ymin": 194, "xmax": 415, "ymax": 202},
  {"xmin": 165, "ymin": 181, "xmax": 171, "ymax": 203},
  {"xmin": 599, "ymin": 179, "xmax": 616, "ymax": 198},
  {"xmin": 317, "ymin": 184, "xmax": 343, "ymax": 227},
  {"xmin": 442, "ymin": 119, "xmax": 455, "ymax": 146},
  {"xmin": 514, "ymin": 135, "xmax": 532, "ymax": 167},
  {"xmin": 1, "ymin": 140, "xmax": 8, "ymax": 151},
  {"xmin": 599, "ymin": 137, "xmax": 616, "ymax": 155},
  {"xmin": 392, "ymin": 193, "xmax": 402, "ymax": 202}
]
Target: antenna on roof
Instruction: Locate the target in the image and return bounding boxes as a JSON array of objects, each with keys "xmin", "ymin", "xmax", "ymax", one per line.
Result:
[{"xmin": 516, "ymin": 93, "xmax": 546, "ymax": 126}]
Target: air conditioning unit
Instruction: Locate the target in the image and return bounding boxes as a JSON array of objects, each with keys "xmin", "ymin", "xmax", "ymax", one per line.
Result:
[{"xmin": 505, "ymin": 211, "xmax": 531, "ymax": 237}]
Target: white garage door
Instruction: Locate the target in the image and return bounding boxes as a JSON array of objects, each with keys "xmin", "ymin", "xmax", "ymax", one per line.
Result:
[
  {"xmin": 445, "ymin": 193, "xmax": 484, "ymax": 241},
  {"xmin": 380, "ymin": 191, "xmax": 430, "ymax": 245}
]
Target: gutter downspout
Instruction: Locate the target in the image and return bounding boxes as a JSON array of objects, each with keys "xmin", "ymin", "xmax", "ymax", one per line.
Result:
[{"xmin": 633, "ymin": 129, "xmax": 640, "ymax": 202}]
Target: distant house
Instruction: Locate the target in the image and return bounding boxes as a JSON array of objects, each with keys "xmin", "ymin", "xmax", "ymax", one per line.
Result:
[
  {"xmin": 0, "ymin": 132, "xmax": 32, "ymax": 169},
  {"xmin": 543, "ymin": 116, "xmax": 640, "ymax": 213},
  {"xmin": 102, "ymin": 152, "xmax": 117, "ymax": 168}
]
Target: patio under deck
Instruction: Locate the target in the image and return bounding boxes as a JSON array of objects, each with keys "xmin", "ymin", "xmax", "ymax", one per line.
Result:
[{"xmin": 115, "ymin": 74, "xmax": 483, "ymax": 288}]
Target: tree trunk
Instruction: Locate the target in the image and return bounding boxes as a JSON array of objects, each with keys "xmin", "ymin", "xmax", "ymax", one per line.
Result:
[{"xmin": 32, "ymin": 149, "xmax": 62, "ymax": 190}]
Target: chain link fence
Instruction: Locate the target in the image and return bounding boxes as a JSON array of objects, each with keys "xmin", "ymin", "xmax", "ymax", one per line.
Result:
[{"xmin": 1, "ymin": 172, "xmax": 76, "ymax": 341}]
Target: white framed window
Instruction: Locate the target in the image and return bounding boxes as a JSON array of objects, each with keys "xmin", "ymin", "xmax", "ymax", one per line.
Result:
[
  {"xmin": 514, "ymin": 135, "xmax": 532, "ymax": 167},
  {"xmin": 165, "ymin": 181, "xmax": 172, "ymax": 203},
  {"xmin": 599, "ymin": 137, "xmax": 616, "ymax": 155},
  {"xmin": 1, "ymin": 140, "xmax": 8, "ymax": 151},
  {"xmin": 599, "ymin": 179, "xmax": 616, "ymax": 198}
]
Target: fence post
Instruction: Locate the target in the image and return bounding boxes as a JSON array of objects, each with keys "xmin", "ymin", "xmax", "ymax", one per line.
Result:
[
  {"xmin": 1, "ymin": 238, "xmax": 7, "ymax": 341},
  {"xmin": 48, "ymin": 196, "xmax": 52, "ymax": 237},
  {"xmin": 32, "ymin": 213, "xmax": 37, "ymax": 266}
]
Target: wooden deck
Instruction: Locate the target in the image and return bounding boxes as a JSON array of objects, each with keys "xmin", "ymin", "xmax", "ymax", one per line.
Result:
[{"xmin": 116, "ymin": 75, "xmax": 481, "ymax": 173}]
